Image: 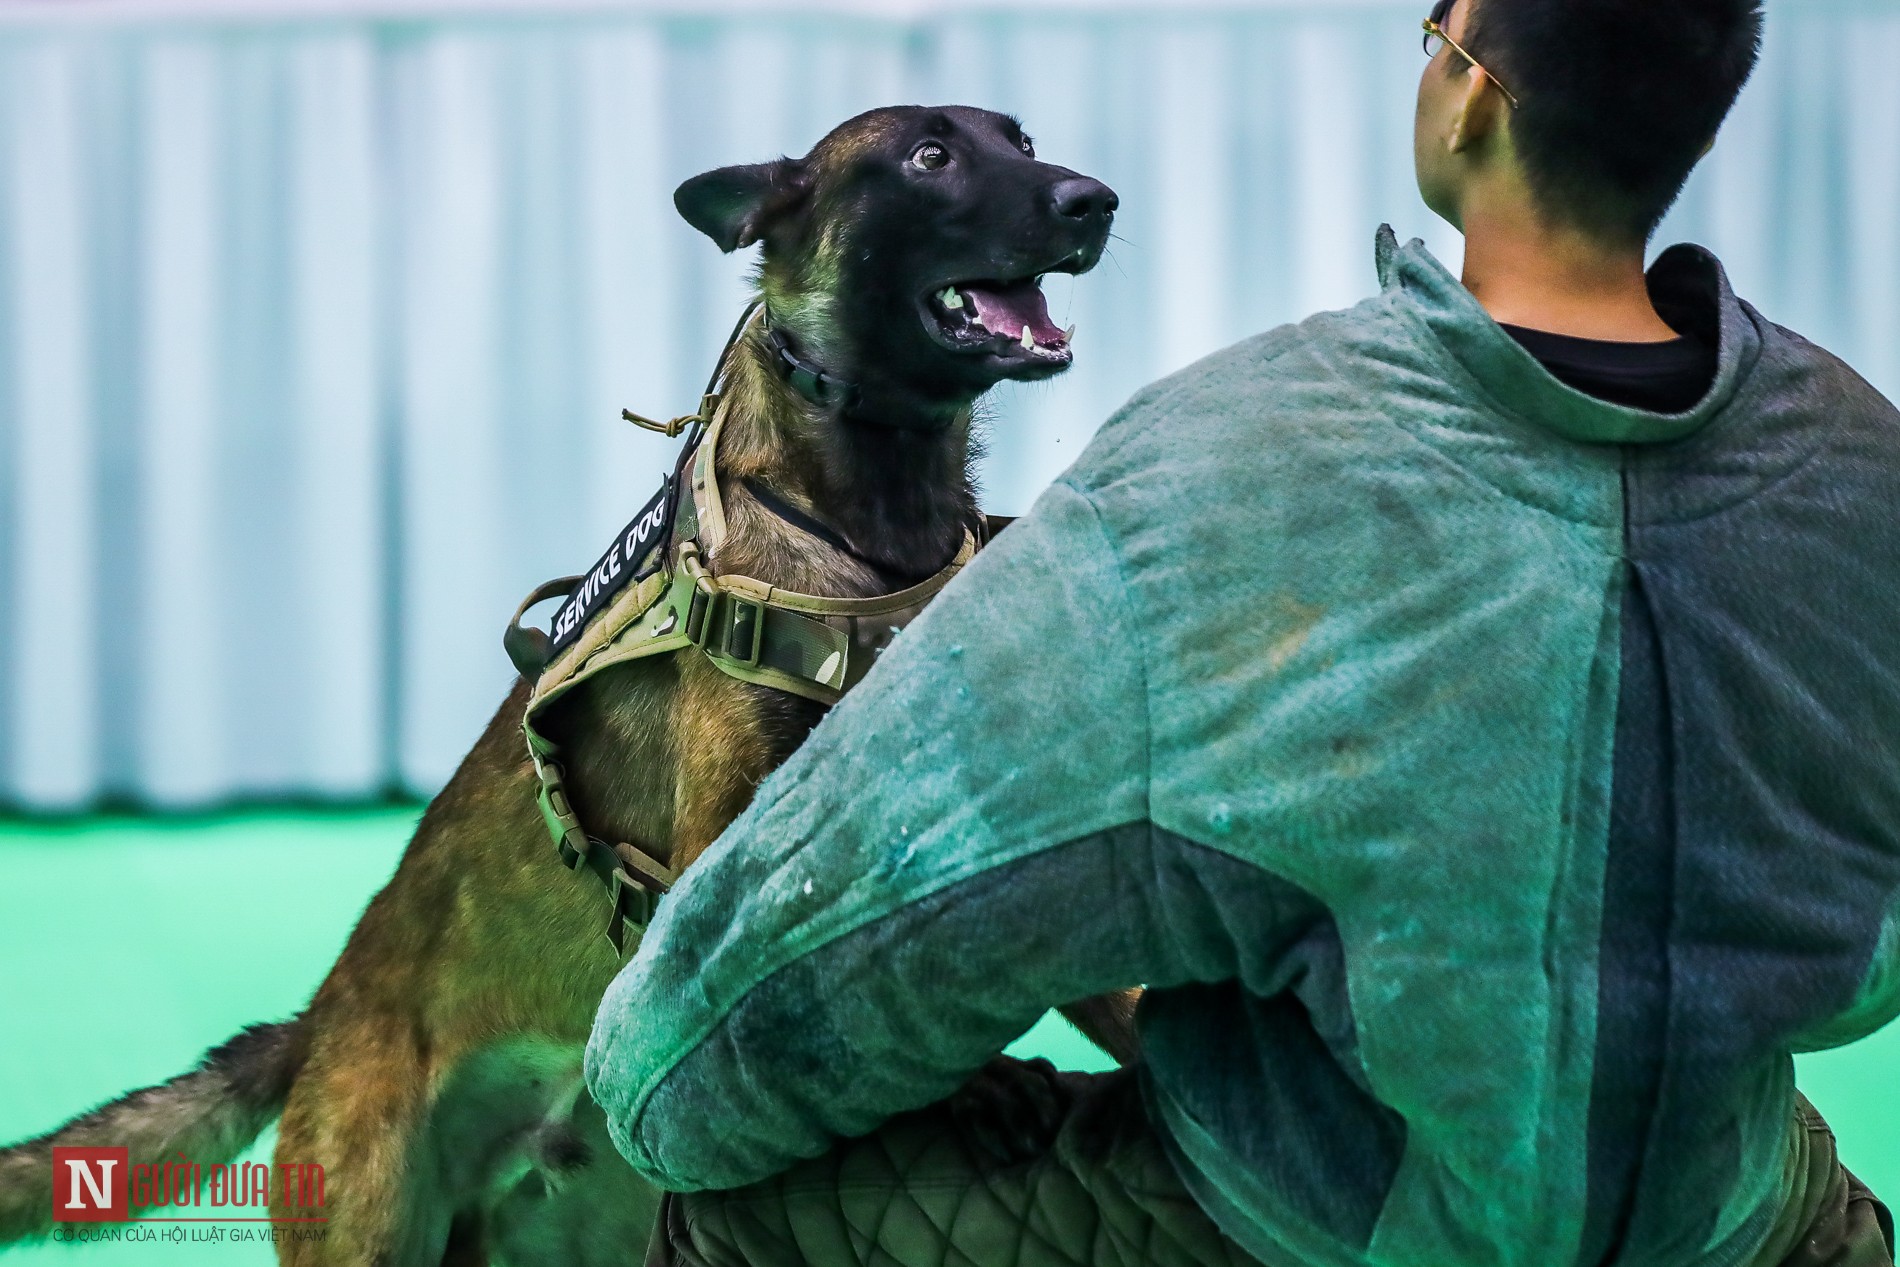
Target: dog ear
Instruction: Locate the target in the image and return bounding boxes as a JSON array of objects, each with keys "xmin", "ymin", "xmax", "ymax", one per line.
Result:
[{"xmin": 674, "ymin": 160, "xmax": 810, "ymax": 253}]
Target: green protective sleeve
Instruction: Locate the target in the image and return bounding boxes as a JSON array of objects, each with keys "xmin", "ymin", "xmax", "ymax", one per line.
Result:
[
  {"xmin": 584, "ymin": 478, "xmax": 1155, "ymax": 1191},
  {"xmin": 1795, "ymin": 889, "xmax": 1900, "ymax": 1053}
]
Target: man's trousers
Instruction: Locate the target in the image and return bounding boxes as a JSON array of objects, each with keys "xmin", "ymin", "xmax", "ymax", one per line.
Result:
[{"xmin": 642, "ymin": 1059, "xmax": 1894, "ymax": 1267}]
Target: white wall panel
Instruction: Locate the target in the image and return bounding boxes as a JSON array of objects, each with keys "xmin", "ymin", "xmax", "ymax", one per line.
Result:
[
  {"xmin": 577, "ymin": 29, "xmax": 681, "ymax": 552},
  {"xmin": 288, "ymin": 34, "xmax": 384, "ymax": 795},
  {"xmin": 6, "ymin": 45, "xmax": 97, "ymax": 809},
  {"xmin": 136, "ymin": 41, "xmax": 225, "ymax": 804},
  {"xmin": 395, "ymin": 34, "xmax": 513, "ymax": 790},
  {"xmin": 1842, "ymin": 14, "xmax": 1900, "ymax": 405},
  {"xmin": 0, "ymin": 1, "xmax": 1890, "ymax": 807},
  {"xmin": 1288, "ymin": 19, "xmax": 1375, "ymax": 319},
  {"xmin": 1153, "ymin": 20, "xmax": 1233, "ymax": 377}
]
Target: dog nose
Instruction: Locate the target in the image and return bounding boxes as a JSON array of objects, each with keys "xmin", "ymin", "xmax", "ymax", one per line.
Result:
[{"xmin": 1050, "ymin": 177, "xmax": 1118, "ymax": 222}]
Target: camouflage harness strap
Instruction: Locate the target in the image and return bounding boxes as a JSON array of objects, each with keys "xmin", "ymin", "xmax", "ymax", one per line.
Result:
[{"xmin": 504, "ymin": 311, "xmax": 978, "ymax": 955}]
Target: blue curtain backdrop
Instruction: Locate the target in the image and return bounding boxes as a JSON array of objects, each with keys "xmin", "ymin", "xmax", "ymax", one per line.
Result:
[{"xmin": 0, "ymin": 0, "xmax": 1895, "ymax": 809}]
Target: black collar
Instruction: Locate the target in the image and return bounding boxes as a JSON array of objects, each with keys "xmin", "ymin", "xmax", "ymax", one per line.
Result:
[
  {"xmin": 759, "ymin": 312, "xmax": 955, "ymax": 433},
  {"xmin": 763, "ymin": 320, "xmax": 859, "ymax": 413},
  {"xmin": 741, "ymin": 477, "xmax": 951, "ymax": 589}
]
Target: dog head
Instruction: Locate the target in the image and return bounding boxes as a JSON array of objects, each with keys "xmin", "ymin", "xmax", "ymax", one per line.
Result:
[{"xmin": 676, "ymin": 105, "xmax": 1116, "ymax": 424}]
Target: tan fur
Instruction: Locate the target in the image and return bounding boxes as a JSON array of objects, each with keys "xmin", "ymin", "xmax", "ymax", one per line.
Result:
[
  {"xmin": 269, "ymin": 336, "xmax": 1132, "ymax": 1264},
  {"xmin": 0, "ymin": 110, "xmax": 1133, "ymax": 1266}
]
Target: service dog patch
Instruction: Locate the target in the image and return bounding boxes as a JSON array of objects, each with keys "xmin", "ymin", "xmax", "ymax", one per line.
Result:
[{"xmin": 548, "ymin": 478, "xmax": 675, "ymax": 657}]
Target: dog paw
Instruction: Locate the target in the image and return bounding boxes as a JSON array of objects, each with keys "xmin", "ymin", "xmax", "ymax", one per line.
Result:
[
  {"xmin": 946, "ymin": 1056, "xmax": 1068, "ymax": 1168},
  {"xmin": 525, "ymin": 1123, "xmax": 592, "ymax": 1194}
]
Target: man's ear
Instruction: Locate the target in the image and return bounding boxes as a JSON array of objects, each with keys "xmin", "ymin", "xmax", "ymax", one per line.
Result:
[
  {"xmin": 674, "ymin": 160, "xmax": 809, "ymax": 253},
  {"xmin": 1447, "ymin": 64, "xmax": 1507, "ymax": 155}
]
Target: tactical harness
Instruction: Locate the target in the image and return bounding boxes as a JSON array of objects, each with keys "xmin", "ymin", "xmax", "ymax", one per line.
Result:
[{"xmin": 503, "ymin": 306, "xmax": 978, "ymax": 955}]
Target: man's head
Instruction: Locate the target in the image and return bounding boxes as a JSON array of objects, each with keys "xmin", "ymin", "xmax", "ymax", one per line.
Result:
[{"xmin": 1414, "ymin": 0, "xmax": 1764, "ymax": 248}]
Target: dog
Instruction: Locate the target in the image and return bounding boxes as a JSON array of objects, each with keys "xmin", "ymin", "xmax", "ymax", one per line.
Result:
[{"xmin": 0, "ymin": 105, "xmax": 1126, "ymax": 1267}]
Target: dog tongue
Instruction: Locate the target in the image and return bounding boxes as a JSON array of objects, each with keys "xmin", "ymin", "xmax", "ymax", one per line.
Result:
[{"xmin": 962, "ymin": 281, "xmax": 1064, "ymax": 343}]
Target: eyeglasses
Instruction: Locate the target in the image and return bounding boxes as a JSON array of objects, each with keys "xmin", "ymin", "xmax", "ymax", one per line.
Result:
[{"xmin": 1423, "ymin": 0, "xmax": 1520, "ymax": 109}]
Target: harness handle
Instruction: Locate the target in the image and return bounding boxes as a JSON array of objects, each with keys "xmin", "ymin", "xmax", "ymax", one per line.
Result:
[{"xmin": 504, "ymin": 576, "xmax": 583, "ymax": 680}]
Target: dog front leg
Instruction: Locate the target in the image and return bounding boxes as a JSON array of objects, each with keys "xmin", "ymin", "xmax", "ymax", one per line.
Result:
[{"xmin": 666, "ymin": 668, "xmax": 782, "ymax": 874}]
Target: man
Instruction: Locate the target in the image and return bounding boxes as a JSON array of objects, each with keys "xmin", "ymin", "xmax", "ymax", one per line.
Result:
[{"xmin": 585, "ymin": 1, "xmax": 1900, "ymax": 1264}]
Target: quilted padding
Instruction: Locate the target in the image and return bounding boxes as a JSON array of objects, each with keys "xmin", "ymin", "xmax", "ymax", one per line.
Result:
[
  {"xmin": 642, "ymin": 1073, "xmax": 1895, "ymax": 1267},
  {"xmin": 648, "ymin": 1065, "xmax": 1263, "ymax": 1267}
]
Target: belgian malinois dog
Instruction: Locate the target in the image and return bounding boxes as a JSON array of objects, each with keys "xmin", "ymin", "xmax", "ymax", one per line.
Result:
[{"xmin": 0, "ymin": 105, "xmax": 1125, "ymax": 1266}]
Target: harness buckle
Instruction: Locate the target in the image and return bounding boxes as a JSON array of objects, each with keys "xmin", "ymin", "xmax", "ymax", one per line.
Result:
[
  {"xmin": 534, "ymin": 759, "xmax": 589, "ymax": 870},
  {"xmin": 604, "ymin": 868, "xmax": 658, "ymax": 955},
  {"xmin": 724, "ymin": 596, "xmax": 766, "ymax": 668},
  {"xmin": 685, "ymin": 587, "xmax": 712, "ymax": 647}
]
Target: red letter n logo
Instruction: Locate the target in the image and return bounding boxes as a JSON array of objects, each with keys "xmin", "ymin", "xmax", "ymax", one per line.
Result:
[{"xmin": 51, "ymin": 1147, "xmax": 129, "ymax": 1222}]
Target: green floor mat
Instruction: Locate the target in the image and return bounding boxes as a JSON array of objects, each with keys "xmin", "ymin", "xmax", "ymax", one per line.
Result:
[{"xmin": 0, "ymin": 810, "xmax": 1891, "ymax": 1264}]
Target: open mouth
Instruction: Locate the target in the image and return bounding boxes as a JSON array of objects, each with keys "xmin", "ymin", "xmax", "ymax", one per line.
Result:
[{"xmin": 921, "ymin": 277, "xmax": 1075, "ymax": 368}]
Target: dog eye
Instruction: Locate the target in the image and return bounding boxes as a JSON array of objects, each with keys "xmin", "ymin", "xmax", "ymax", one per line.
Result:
[
  {"xmin": 909, "ymin": 142, "xmax": 949, "ymax": 172},
  {"xmin": 1019, "ymin": 135, "xmax": 1035, "ymax": 157}
]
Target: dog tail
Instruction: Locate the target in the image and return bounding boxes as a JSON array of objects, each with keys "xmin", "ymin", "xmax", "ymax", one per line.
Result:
[{"xmin": 0, "ymin": 1017, "xmax": 308, "ymax": 1242}]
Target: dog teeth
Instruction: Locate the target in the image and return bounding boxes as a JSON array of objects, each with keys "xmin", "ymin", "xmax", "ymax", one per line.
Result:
[
  {"xmin": 939, "ymin": 287, "xmax": 964, "ymax": 310},
  {"xmin": 1064, "ymin": 324, "xmax": 1076, "ymax": 342},
  {"xmin": 1021, "ymin": 325, "xmax": 1035, "ymax": 351}
]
